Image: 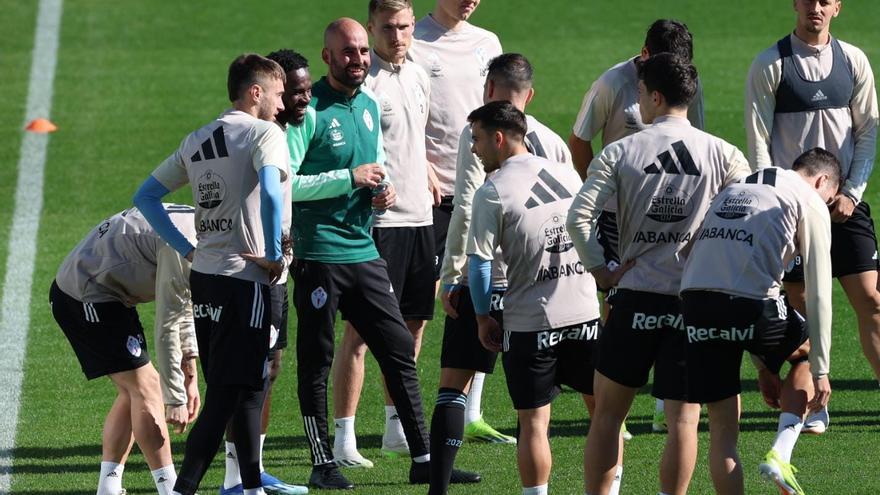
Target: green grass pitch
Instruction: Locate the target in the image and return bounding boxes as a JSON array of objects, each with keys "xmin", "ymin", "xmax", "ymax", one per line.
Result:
[{"xmin": 3, "ymin": 0, "xmax": 880, "ymax": 493}]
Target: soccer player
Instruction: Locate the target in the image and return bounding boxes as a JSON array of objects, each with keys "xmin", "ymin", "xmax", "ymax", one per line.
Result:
[
  {"xmin": 288, "ymin": 18, "xmax": 476, "ymax": 490},
  {"xmin": 50, "ymin": 205, "xmax": 197, "ymax": 495},
  {"xmin": 569, "ymin": 19, "xmax": 704, "ymax": 433},
  {"xmin": 329, "ymin": 0, "xmax": 437, "ymax": 468},
  {"xmin": 745, "ymin": 0, "xmax": 879, "ymax": 433},
  {"xmin": 466, "ymin": 100, "xmax": 602, "ymax": 495},
  {"xmin": 431, "ymin": 52, "xmax": 578, "ymax": 494},
  {"xmin": 680, "ymin": 148, "xmax": 839, "ymax": 494},
  {"xmin": 134, "ymin": 53, "xmax": 290, "ymax": 495},
  {"xmin": 211, "ymin": 49, "xmax": 311, "ymax": 495},
  {"xmin": 567, "ymin": 53, "xmax": 751, "ymax": 495},
  {"xmin": 409, "ymin": 1, "xmax": 507, "ymax": 441}
]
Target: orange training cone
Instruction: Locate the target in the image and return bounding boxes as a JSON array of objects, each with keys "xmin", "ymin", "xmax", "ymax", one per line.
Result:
[{"xmin": 25, "ymin": 118, "xmax": 57, "ymax": 133}]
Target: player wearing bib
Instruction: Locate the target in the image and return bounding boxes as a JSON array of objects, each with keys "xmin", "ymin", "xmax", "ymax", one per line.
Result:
[
  {"xmin": 329, "ymin": 0, "xmax": 437, "ymax": 469},
  {"xmin": 465, "ymin": 101, "xmax": 601, "ymax": 495},
  {"xmin": 134, "ymin": 54, "xmax": 290, "ymax": 495},
  {"xmin": 567, "ymin": 54, "xmax": 751, "ymax": 495},
  {"xmin": 51, "ymin": 205, "xmax": 197, "ymax": 495},
  {"xmin": 680, "ymin": 150, "xmax": 839, "ymax": 495},
  {"xmin": 745, "ymin": 0, "xmax": 880, "ymax": 433},
  {"xmin": 432, "ymin": 52, "xmax": 578, "ymax": 494}
]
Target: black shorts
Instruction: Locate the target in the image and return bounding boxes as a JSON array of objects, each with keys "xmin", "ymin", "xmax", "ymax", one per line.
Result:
[
  {"xmin": 596, "ymin": 211, "xmax": 621, "ymax": 271},
  {"xmin": 432, "ymin": 196, "xmax": 454, "ymax": 280},
  {"xmin": 190, "ymin": 271, "xmax": 270, "ymax": 390},
  {"xmin": 681, "ymin": 290, "xmax": 808, "ymax": 404},
  {"xmin": 269, "ymin": 282, "xmax": 288, "ymax": 354},
  {"xmin": 49, "ymin": 281, "xmax": 150, "ymax": 380},
  {"xmin": 373, "ymin": 226, "xmax": 436, "ymax": 321},
  {"xmin": 784, "ymin": 201, "xmax": 878, "ymax": 282},
  {"xmin": 440, "ymin": 285, "xmax": 502, "ymax": 374},
  {"xmin": 596, "ymin": 289, "xmax": 687, "ymax": 400},
  {"xmin": 502, "ymin": 320, "xmax": 601, "ymax": 410}
]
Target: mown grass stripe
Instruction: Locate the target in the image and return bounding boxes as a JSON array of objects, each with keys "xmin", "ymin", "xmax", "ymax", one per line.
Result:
[{"xmin": 0, "ymin": 0, "xmax": 63, "ymax": 491}]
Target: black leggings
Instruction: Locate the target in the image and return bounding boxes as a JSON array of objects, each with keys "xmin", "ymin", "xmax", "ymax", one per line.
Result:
[{"xmin": 173, "ymin": 379, "xmax": 268, "ymax": 494}]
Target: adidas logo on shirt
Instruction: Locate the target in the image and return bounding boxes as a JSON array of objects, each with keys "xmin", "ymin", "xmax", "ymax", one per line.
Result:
[
  {"xmin": 644, "ymin": 141, "xmax": 700, "ymax": 176},
  {"xmin": 329, "ymin": 118, "xmax": 342, "ymax": 129},
  {"xmin": 191, "ymin": 126, "xmax": 229, "ymax": 163},
  {"xmin": 812, "ymin": 90, "xmax": 828, "ymax": 102},
  {"xmin": 524, "ymin": 169, "xmax": 573, "ymax": 209}
]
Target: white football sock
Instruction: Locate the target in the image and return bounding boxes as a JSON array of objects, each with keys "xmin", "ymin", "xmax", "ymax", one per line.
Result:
[
  {"xmin": 609, "ymin": 465, "xmax": 622, "ymax": 495},
  {"xmin": 655, "ymin": 398, "xmax": 664, "ymax": 413},
  {"xmin": 523, "ymin": 484, "xmax": 548, "ymax": 495},
  {"xmin": 151, "ymin": 465, "xmax": 176, "ymax": 495},
  {"xmin": 97, "ymin": 461, "xmax": 124, "ymax": 495},
  {"xmin": 771, "ymin": 412, "xmax": 803, "ymax": 463},
  {"xmin": 334, "ymin": 416, "xmax": 357, "ymax": 453},
  {"xmin": 259, "ymin": 433, "xmax": 266, "ymax": 473},
  {"xmin": 465, "ymin": 372, "xmax": 486, "ymax": 424},
  {"xmin": 384, "ymin": 406, "xmax": 406, "ymax": 445},
  {"xmin": 224, "ymin": 441, "xmax": 242, "ymax": 489}
]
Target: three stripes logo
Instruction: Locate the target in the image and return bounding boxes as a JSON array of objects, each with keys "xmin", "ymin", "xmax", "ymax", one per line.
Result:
[
  {"xmin": 525, "ymin": 169, "xmax": 573, "ymax": 209},
  {"xmin": 83, "ymin": 303, "xmax": 99, "ymax": 323},
  {"xmin": 250, "ymin": 283, "xmax": 265, "ymax": 329},
  {"xmin": 811, "ymin": 90, "xmax": 828, "ymax": 102},
  {"xmin": 524, "ymin": 131, "xmax": 547, "ymax": 158},
  {"xmin": 644, "ymin": 141, "xmax": 700, "ymax": 176},
  {"xmin": 191, "ymin": 126, "xmax": 229, "ymax": 163}
]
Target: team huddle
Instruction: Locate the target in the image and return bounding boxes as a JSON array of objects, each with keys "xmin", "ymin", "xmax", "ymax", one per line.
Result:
[{"xmin": 49, "ymin": 1, "xmax": 878, "ymax": 495}]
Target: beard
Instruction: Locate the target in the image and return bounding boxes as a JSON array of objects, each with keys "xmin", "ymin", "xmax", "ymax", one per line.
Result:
[{"xmin": 330, "ymin": 55, "xmax": 367, "ymax": 89}]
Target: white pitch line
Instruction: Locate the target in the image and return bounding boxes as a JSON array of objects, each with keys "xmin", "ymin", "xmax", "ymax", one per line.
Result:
[{"xmin": 0, "ymin": 0, "xmax": 63, "ymax": 492}]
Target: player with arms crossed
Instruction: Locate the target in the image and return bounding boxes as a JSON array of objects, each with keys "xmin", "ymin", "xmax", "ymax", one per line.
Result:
[
  {"xmin": 745, "ymin": 0, "xmax": 879, "ymax": 433},
  {"xmin": 134, "ymin": 53, "xmax": 290, "ymax": 495},
  {"xmin": 567, "ymin": 53, "xmax": 751, "ymax": 495},
  {"xmin": 466, "ymin": 101, "xmax": 602, "ymax": 495},
  {"xmin": 680, "ymin": 148, "xmax": 839, "ymax": 494},
  {"xmin": 50, "ymin": 205, "xmax": 198, "ymax": 495}
]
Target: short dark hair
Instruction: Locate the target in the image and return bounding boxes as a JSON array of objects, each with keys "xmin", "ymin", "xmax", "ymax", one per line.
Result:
[
  {"xmin": 487, "ymin": 53, "xmax": 533, "ymax": 92},
  {"xmin": 792, "ymin": 148, "xmax": 842, "ymax": 189},
  {"xmin": 227, "ymin": 54, "xmax": 286, "ymax": 102},
  {"xmin": 467, "ymin": 101, "xmax": 528, "ymax": 141},
  {"xmin": 637, "ymin": 53, "xmax": 698, "ymax": 108},
  {"xmin": 265, "ymin": 49, "xmax": 309, "ymax": 74},
  {"xmin": 644, "ymin": 19, "xmax": 694, "ymax": 61}
]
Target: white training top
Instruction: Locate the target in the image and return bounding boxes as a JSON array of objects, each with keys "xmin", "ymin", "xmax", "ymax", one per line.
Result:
[
  {"xmin": 567, "ymin": 115, "xmax": 751, "ymax": 295},
  {"xmin": 681, "ymin": 167, "xmax": 833, "ymax": 377},
  {"xmin": 440, "ymin": 115, "xmax": 571, "ymax": 288},
  {"xmin": 468, "ymin": 153, "xmax": 600, "ymax": 332},
  {"xmin": 55, "ymin": 204, "xmax": 200, "ymax": 406},
  {"xmin": 365, "ymin": 50, "xmax": 433, "ymax": 227},
  {"xmin": 152, "ymin": 110, "xmax": 292, "ymax": 285},
  {"xmin": 572, "ymin": 56, "xmax": 706, "ymax": 213},
  {"xmin": 409, "ymin": 14, "xmax": 502, "ymax": 196}
]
